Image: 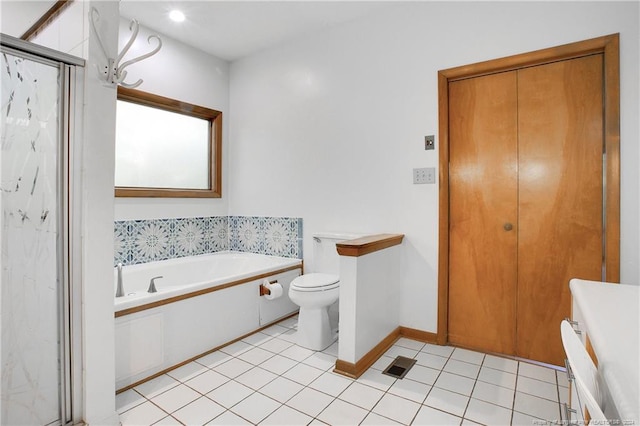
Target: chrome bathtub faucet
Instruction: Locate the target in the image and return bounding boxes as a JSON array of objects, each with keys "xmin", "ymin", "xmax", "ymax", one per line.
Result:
[
  {"xmin": 148, "ymin": 276, "xmax": 163, "ymax": 293},
  {"xmin": 116, "ymin": 263, "xmax": 125, "ymax": 298}
]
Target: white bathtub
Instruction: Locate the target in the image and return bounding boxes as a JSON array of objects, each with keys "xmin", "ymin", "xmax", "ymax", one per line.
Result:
[
  {"xmin": 114, "ymin": 251, "xmax": 302, "ymax": 314},
  {"xmin": 114, "ymin": 251, "xmax": 302, "ymax": 390}
]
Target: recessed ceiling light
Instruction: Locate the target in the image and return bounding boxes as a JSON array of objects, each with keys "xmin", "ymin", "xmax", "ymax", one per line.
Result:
[{"xmin": 169, "ymin": 10, "xmax": 185, "ymax": 23}]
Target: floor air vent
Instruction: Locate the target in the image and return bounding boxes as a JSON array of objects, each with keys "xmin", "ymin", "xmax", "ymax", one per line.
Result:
[{"xmin": 382, "ymin": 356, "xmax": 417, "ymax": 379}]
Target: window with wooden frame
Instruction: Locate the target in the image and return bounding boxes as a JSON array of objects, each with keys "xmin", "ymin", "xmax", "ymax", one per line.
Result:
[{"xmin": 115, "ymin": 87, "xmax": 222, "ymax": 198}]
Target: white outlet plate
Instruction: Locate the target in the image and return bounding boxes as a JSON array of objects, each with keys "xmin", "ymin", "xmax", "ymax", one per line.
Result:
[{"xmin": 413, "ymin": 167, "xmax": 436, "ymax": 184}]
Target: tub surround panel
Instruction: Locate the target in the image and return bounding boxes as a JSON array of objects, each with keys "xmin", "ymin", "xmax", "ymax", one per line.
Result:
[
  {"xmin": 114, "ymin": 215, "xmax": 302, "ymax": 266},
  {"xmin": 116, "ymin": 282, "xmax": 256, "ymax": 390},
  {"xmin": 115, "ymin": 314, "xmax": 165, "ymax": 381},
  {"xmin": 115, "ymin": 267, "xmax": 301, "ymax": 390}
]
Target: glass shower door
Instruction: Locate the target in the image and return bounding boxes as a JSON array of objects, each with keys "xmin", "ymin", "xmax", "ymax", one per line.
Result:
[{"xmin": 1, "ymin": 43, "xmax": 70, "ymax": 425}]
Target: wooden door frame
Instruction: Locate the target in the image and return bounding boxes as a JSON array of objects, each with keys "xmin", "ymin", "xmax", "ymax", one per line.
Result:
[{"xmin": 436, "ymin": 34, "xmax": 620, "ymax": 345}]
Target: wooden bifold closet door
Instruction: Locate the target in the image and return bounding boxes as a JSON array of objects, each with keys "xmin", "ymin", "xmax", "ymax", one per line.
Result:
[{"xmin": 448, "ymin": 54, "xmax": 604, "ymax": 366}]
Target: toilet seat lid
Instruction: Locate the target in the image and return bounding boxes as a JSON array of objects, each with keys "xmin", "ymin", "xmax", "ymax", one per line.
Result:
[{"xmin": 291, "ymin": 273, "xmax": 339, "ymax": 290}]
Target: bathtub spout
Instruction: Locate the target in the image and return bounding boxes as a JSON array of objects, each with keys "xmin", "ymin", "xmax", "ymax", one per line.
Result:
[
  {"xmin": 116, "ymin": 263, "xmax": 125, "ymax": 297},
  {"xmin": 148, "ymin": 276, "xmax": 163, "ymax": 293}
]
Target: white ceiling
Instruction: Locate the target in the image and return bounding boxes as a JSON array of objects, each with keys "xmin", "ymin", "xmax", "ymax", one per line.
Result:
[
  {"xmin": 1, "ymin": 1, "xmax": 393, "ymax": 61},
  {"xmin": 119, "ymin": 1, "xmax": 393, "ymax": 61}
]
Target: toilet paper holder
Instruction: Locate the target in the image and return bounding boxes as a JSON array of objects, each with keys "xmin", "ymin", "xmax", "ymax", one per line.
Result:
[{"xmin": 259, "ymin": 280, "xmax": 279, "ymax": 296}]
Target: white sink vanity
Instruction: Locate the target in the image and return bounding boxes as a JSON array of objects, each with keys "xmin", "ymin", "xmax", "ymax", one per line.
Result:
[{"xmin": 568, "ymin": 278, "xmax": 639, "ymax": 424}]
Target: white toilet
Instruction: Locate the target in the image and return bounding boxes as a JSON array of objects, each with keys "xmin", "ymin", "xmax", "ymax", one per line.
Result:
[{"xmin": 288, "ymin": 233, "xmax": 358, "ymax": 351}]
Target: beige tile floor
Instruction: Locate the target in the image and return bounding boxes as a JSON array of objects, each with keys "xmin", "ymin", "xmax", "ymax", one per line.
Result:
[{"xmin": 116, "ymin": 315, "xmax": 568, "ymax": 425}]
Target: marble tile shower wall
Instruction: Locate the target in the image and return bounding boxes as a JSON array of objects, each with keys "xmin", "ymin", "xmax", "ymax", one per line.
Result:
[{"xmin": 114, "ymin": 216, "xmax": 303, "ymax": 266}]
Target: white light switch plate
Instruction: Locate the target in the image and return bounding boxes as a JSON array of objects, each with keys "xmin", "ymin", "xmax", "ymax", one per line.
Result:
[{"xmin": 413, "ymin": 167, "xmax": 436, "ymax": 184}]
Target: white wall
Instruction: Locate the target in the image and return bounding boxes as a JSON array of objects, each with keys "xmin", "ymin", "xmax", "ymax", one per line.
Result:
[
  {"xmin": 113, "ymin": 18, "xmax": 230, "ymax": 221},
  {"xmin": 31, "ymin": 1, "xmax": 120, "ymax": 424},
  {"xmin": 229, "ymin": 1, "xmax": 640, "ymax": 332},
  {"xmin": 80, "ymin": 2, "xmax": 119, "ymax": 421},
  {"xmin": 28, "ymin": 0, "xmax": 87, "ymax": 58}
]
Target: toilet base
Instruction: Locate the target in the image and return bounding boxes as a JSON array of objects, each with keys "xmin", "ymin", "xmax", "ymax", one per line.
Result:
[{"xmin": 295, "ymin": 307, "xmax": 338, "ymax": 351}]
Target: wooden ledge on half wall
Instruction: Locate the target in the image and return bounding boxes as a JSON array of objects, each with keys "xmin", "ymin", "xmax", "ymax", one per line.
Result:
[{"xmin": 335, "ymin": 233, "xmax": 404, "ymax": 257}]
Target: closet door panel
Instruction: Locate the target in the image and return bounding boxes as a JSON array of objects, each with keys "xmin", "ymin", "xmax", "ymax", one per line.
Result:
[
  {"xmin": 448, "ymin": 71, "xmax": 518, "ymax": 354},
  {"xmin": 516, "ymin": 55, "xmax": 604, "ymax": 365}
]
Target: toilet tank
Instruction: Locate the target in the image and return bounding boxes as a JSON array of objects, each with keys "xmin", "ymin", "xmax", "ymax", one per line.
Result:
[{"xmin": 312, "ymin": 232, "xmax": 363, "ymax": 276}]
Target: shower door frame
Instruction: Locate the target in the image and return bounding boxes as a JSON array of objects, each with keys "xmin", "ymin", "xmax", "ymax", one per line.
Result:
[{"xmin": 1, "ymin": 33, "xmax": 84, "ymax": 426}]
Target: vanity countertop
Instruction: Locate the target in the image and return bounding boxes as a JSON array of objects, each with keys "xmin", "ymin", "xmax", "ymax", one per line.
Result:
[{"xmin": 569, "ymin": 279, "xmax": 640, "ymax": 423}]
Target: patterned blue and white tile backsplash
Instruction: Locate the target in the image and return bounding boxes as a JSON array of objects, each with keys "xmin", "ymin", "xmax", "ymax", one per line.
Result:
[
  {"xmin": 229, "ymin": 216, "xmax": 303, "ymax": 258},
  {"xmin": 115, "ymin": 216, "xmax": 302, "ymax": 266}
]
